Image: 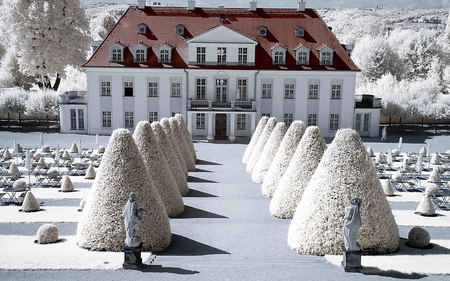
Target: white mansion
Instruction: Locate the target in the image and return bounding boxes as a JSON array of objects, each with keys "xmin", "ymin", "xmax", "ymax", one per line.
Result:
[{"xmin": 59, "ymin": 0, "xmax": 381, "ymax": 140}]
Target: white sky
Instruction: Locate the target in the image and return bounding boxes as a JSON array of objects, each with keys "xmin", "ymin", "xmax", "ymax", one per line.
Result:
[{"xmin": 81, "ymin": 0, "xmax": 448, "ymax": 9}]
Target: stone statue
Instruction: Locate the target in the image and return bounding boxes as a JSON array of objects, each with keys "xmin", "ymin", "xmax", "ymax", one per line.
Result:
[
  {"xmin": 343, "ymin": 197, "xmax": 362, "ymax": 252},
  {"xmin": 122, "ymin": 192, "xmax": 144, "ymax": 248},
  {"xmin": 381, "ymin": 126, "xmax": 387, "ymax": 141}
]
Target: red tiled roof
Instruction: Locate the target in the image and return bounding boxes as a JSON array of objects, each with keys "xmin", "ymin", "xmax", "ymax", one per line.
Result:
[{"xmin": 84, "ymin": 6, "xmax": 359, "ymax": 71}]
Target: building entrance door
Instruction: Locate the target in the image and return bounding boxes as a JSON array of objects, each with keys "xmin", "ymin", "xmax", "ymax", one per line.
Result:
[
  {"xmin": 215, "ymin": 114, "xmax": 227, "ymax": 139},
  {"xmin": 215, "ymin": 79, "xmax": 227, "ymax": 102},
  {"xmin": 355, "ymin": 113, "xmax": 371, "ymax": 136}
]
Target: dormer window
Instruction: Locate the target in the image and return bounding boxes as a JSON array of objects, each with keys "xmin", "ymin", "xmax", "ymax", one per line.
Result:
[
  {"xmin": 295, "ymin": 26, "xmax": 305, "ymax": 37},
  {"xmin": 175, "ymin": 24, "xmax": 185, "ymax": 36},
  {"xmin": 156, "ymin": 42, "xmax": 173, "ymax": 63},
  {"xmin": 294, "ymin": 45, "xmax": 310, "ymax": 65},
  {"xmin": 258, "ymin": 26, "xmax": 267, "ymax": 37},
  {"xmin": 317, "ymin": 44, "xmax": 334, "ymax": 66},
  {"xmin": 131, "ymin": 42, "xmax": 149, "ymax": 63},
  {"xmin": 270, "ymin": 45, "xmax": 286, "ymax": 65},
  {"xmin": 138, "ymin": 24, "xmax": 147, "ymax": 34},
  {"xmin": 109, "ymin": 42, "xmax": 126, "ymax": 63}
]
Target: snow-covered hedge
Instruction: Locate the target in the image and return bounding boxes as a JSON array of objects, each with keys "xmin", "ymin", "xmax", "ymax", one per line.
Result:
[
  {"xmin": 134, "ymin": 121, "xmax": 184, "ymax": 217},
  {"xmin": 288, "ymin": 129, "xmax": 399, "ymax": 255},
  {"xmin": 77, "ymin": 129, "xmax": 171, "ymax": 252},
  {"xmin": 0, "ymin": 88, "xmax": 27, "ymax": 114}
]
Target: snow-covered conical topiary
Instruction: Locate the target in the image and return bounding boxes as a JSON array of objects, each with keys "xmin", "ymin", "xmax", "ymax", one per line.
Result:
[
  {"xmin": 9, "ymin": 163, "xmax": 20, "ymax": 178},
  {"xmin": 70, "ymin": 143, "xmax": 78, "ymax": 153},
  {"xmin": 79, "ymin": 198, "xmax": 86, "ymax": 211},
  {"xmin": 416, "ymin": 194, "xmax": 436, "ymax": 216},
  {"xmin": 270, "ymin": 126, "xmax": 326, "ymax": 219},
  {"xmin": 161, "ymin": 118, "xmax": 188, "ymax": 179},
  {"xmin": 381, "ymin": 179, "xmax": 394, "ymax": 196},
  {"xmin": 38, "ymin": 157, "xmax": 47, "ymax": 168},
  {"xmin": 375, "ymin": 153, "xmax": 384, "ymax": 164},
  {"xmin": 175, "ymin": 114, "xmax": 197, "ymax": 162},
  {"xmin": 37, "ymin": 224, "xmax": 59, "ymax": 244},
  {"xmin": 84, "ymin": 165, "xmax": 96, "ymax": 179},
  {"xmin": 242, "ymin": 117, "xmax": 269, "ymax": 164},
  {"xmin": 98, "ymin": 146, "xmax": 105, "ymax": 153},
  {"xmin": 246, "ymin": 117, "xmax": 277, "ymax": 173},
  {"xmin": 262, "ymin": 121, "xmax": 305, "ymax": 198},
  {"xmin": 134, "ymin": 121, "xmax": 184, "ymax": 217},
  {"xmin": 22, "ymin": 192, "xmax": 40, "ymax": 212},
  {"xmin": 251, "ymin": 122, "xmax": 287, "ymax": 184},
  {"xmin": 62, "ymin": 150, "xmax": 70, "ymax": 158},
  {"xmin": 3, "ymin": 149, "xmax": 12, "ymax": 160},
  {"xmin": 428, "ymin": 169, "xmax": 441, "ymax": 182},
  {"xmin": 430, "ymin": 154, "xmax": 441, "ymax": 165},
  {"xmin": 367, "ymin": 146, "xmax": 374, "ymax": 157},
  {"xmin": 391, "ymin": 149, "xmax": 400, "ymax": 157},
  {"xmin": 169, "ymin": 117, "xmax": 196, "ymax": 172},
  {"xmin": 419, "ymin": 147, "xmax": 426, "ymax": 157},
  {"xmin": 13, "ymin": 179, "xmax": 27, "ymax": 191},
  {"xmin": 77, "ymin": 129, "xmax": 171, "ymax": 252},
  {"xmin": 152, "ymin": 122, "xmax": 189, "ymax": 196},
  {"xmin": 60, "ymin": 176, "xmax": 75, "ymax": 192},
  {"xmin": 288, "ymin": 129, "xmax": 399, "ymax": 255}
]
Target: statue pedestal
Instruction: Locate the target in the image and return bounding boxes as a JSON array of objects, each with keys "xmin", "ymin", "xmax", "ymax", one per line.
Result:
[
  {"xmin": 341, "ymin": 246, "xmax": 362, "ymax": 272},
  {"xmin": 123, "ymin": 244, "xmax": 143, "ymax": 269}
]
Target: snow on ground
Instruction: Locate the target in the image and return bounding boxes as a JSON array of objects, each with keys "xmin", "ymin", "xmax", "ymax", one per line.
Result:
[{"xmin": 1, "ymin": 130, "xmax": 450, "ymax": 279}]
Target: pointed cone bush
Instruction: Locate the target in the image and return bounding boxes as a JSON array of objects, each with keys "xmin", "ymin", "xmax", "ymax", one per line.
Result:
[
  {"xmin": 270, "ymin": 126, "xmax": 327, "ymax": 219},
  {"xmin": 246, "ymin": 117, "xmax": 277, "ymax": 173},
  {"xmin": 430, "ymin": 154, "xmax": 441, "ymax": 165},
  {"xmin": 134, "ymin": 121, "xmax": 184, "ymax": 217},
  {"xmin": 38, "ymin": 157, "xmax": 47, "ymax": 168},
  {"xmin": 288, "ymin": 129, "xmax": 399, "ymax": 256},
  {"xmin": 252, "ymin": 122, "xmax": 287, "ymax": 184},
  {"xmin": 367, "ymin": 146, "xmax": 374, "ymax": 157},
  {"xmin": 242, "ymin": 117, "xmax": 269, "ymax": 164},
  {"xmin": 85, "ymin": 165, "xmax": 96, "ymax": 180},
  {"xmin": 151, "ymin": 122, "xmax": 189, "ymax": 196},
  {"xmin": 416, "ymin": 194, "xmax": 436, "ymax": 216},
  {"xmin": 161, "ymin": 118, "xmax": 188, "ymax": 179},
  {"xmin": 375, "ymin": 153, "xmax": 384, "ymax": 163},
  {"xmin": 60, "ymin": 176, "xmax": 75, "ymax": 192},
  {"xmin": 169, "ymin": 117, "xmax": 196, "ymax": 172},
  {"xmin": 13, "ymin": 180, "xmax": 27, "ymax": 191},
  {"xmin": 381, "ymin": 179, "xmax": 394, "ymax": 196},
  {"xmin": 175, "ymin": 114, "xmax": 197, "ymax": 162},
  {"xmin": 62, "ymin": 150, "xmax": 70, "ymax": 158},
  {"xmin": 70, "ymin": 143, "xmax": 78, "ymax": 153},
  {"xmin": 3, "ymin": 149, "xmax": 12, "ymax": 160},
  {"xmin": 9, "ymin": 163, "xmax": 20, "ymax": 178},
  {"xmin": 22, "ymin": 192, "xmax": 40, "ymax": 212},
  {"xmin": 419, "ymin": 147, "xmax": 426, "ymax": 157},
  {"xmin": 77, "ymin": 129, "xmax": 171, "ymax": 252},
  {"xmin": 262, "ymin": 121, "xmax": 305, "ymax": 198}
]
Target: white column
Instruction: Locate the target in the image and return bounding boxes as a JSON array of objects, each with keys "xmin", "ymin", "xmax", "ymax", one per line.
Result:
[
  {"xmin": 250, "ymin": 113, "xmax": 256, "ymax": 136},
  {"xmin": 207, "ymin": 113, "xmax": 214, "ymax": 142},
  {"xmin": 188, "ymin": 112, "xmax": 193, "ymax": 135},
  {"xmin": 229, "ymin": 113, "xmax": 236, "ymax": 142}
]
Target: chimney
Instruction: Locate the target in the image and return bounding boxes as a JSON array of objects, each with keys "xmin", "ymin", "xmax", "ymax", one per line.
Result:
[
  {"xmin": 249, "ymin": 1, "xmax": 257, "ymax": 11},
  {"xmin": 297, "ymin": 0, "xmax": 305, "ymax": 12},
  {"xmin": 138, "ymin": 0, "xmax": 146, "ymax": 9},
  {"xmin": 188, "ymin": 0, "xmax": 195, "ymax": 11}
]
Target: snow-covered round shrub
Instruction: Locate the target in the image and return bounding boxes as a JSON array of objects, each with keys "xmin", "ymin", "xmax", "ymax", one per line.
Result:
[
  {"xmin": 0, "ymin": 87, "xmax": 27, "ymax": 114},
  {"xmin": 270, "ymin": 126, "xmax": 327, "ymax": 219},
  {"xmin": 22, "ymin": 192, "xmax": 40, "ymax": 212},
  {"xmin": 288, "ymin": 129, "xmax": 399, "ymax": 255},
  {"xmin": 252, "ymin": 122, "xmax": 287, "ymax": 184},
  {"xmin": 13, "ymin": 179, "xmax": 27, "ymax": 191},
  {"xmin": 247, "ymin": 117, "xmax": 277, "ymax": 173},
  {"xmin": 77, "ymin": 129, "xmax": 171, "ymax": 252},
  {"xmin": 134, "ymin": 121, "xmax": 184, "ymax": 217},
  {"xmin": 8, "ymin": 163, "xmax": 20, "ymax": 177},
  {"xmin": 151, "ymin": 122, "xmax": 189, "ymax": 197},
  {"xmin": 242, "ymin": 117, "xmax": 269, "ymax": 164},
  {"xmin": 408, "ymin": 227, "xmax": 430, "ymax": 249},
  {"xmin": 37, "ymin": 224, "xmax": 59, "ymax": 244},
  {"xmin": 262, "ymin": 121, "xmax": 305, "ymax": 198},
  {"xmin": 60, "ymin": 176, "xmax": 74, "ymax": 192}
]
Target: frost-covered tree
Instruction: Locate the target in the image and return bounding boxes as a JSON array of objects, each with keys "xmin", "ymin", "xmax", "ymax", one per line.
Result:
[
  {"xmin": 0, "ymin": 48, "xmax": 35, "ymax": 90},
  {"xmin": 1, "ymin": 0, "xmax": 90, "ymax": 91},
  {"xmin": 89, "ymin": 13, "xmax": 116, "ymax": 41},
  {"xmin": 352, "ymin": 35, "xmax": 403, "ymax": 82}
]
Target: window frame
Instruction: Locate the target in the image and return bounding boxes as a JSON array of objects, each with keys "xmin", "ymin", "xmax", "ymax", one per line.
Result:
[
  {"xmin": 274, "ymin": 51, "xmax": 284, "ymax": 65},
  {"xmin": 238, "ymin": 48, "xmax": 248, "ymax": 65},
  {"xmin": 308, "ymin": 84, "xmax": 319, "ymax": 99},
  {"xmin": 148, "ymin": 82, "xmax": 158, "ymax": 97},
  {"xmin": 124, "ymin": 111, "xmax": 134, "ymax": 128},
  {"xmin": 196, "ymin": 47, "xmax": 206, "ymax": 64},
  {"xmin": 124, "ymin": 81, "xmax": 134, "ymax": 97},
  {"xmin": 284, "ymin": 84, "xmax": 295, "ymax": 99},
  {"xmin": 101, "ymin": 81, "xmax": 111, "ymax": 96},
  {"xmin": 77, "ymin": 109, "xmax": 84, "ymax": 131},
  {"xmin": 112, "ymin": 49, "xmax": 122, "ymax": 62},
  {"xmin": 135, "ymin": 49, "xmax": 146, "ymax": 63},
  {"xmin": 307, "ymin": 113, "xmax": 317, "ymax": 127},
  {"xmin": 160, "ymin": 49, "xmax": 170, "ymax": 63},
  {"xmin": 196, "ymin": 113, "xmax": 205, "ymax": 129},
  {"xmin": 149, "ymin": 112, "xmax": 158, "ymax": 123},
  {"xmin": 102, "ymin": 111, "xmax": 112, "ymax": 128},
  {"xmin": 284, "ymin": 113, "xmax": 293, "ymax": 128},
  {"xmin": 217, "ymin": 47, "xmax": 227, "ymax": 64},
  {"xmin": 331, "ymin": 84, "xmax": 341, "ymax": 100},
  {"xmin": 237, "ymin": 79, "xmax": 247, "ymax": 100},
  {"xmin": 171, "ymin": 82, "xmax": 181, "ymax": 97},
  {"xmin": 70, "ymin": 109, "xmax": 77, "ymax": 130},
  {"xmin": 261, "ymin": 113, "xmax": 271, "ymax": 118},
  {"xmin": 196, "ymin": 78, "xmax": 206, "ymax": 100},
  {"xmin": 262, "ymin": 83, "xmax": 272, "ymax": 99},
  {"xmin": 329, "ymin": 113, "xmax": 339, "ymax": 130},
  {"xmin": 237, "ymin": 114, "xmax": 246, "ymax": 130}
]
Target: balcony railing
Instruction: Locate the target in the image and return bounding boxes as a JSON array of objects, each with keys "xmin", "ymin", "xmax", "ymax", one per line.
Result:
[{"xmin": 188, "ymin": 100, "xmax": 256, "ymax": 111}]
